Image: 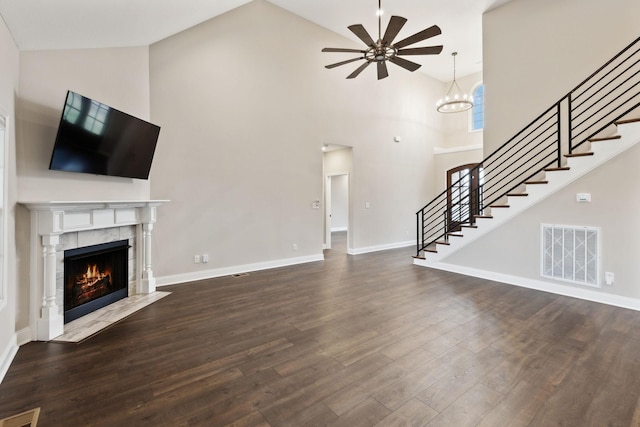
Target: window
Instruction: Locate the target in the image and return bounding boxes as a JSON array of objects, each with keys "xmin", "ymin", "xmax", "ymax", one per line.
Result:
[
  {"xmin": 63, "ymin": 92, "xmax": 109, "ymax": 135},
  {"xmin": 63, "ymin": 92, "xmax": 82, "ymax": 123},
  {"xmin": 83, "ymin": 100, "xmax": 109, "ymax": 135},
  {"xmin": 471, "ymin": 83, "xmax": 484, "ymax": 131}
]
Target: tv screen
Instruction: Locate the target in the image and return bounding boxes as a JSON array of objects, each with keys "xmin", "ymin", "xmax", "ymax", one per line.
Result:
[{"xmin": 49, "ymin": 90, "xmax": 160, "ymax": 179}]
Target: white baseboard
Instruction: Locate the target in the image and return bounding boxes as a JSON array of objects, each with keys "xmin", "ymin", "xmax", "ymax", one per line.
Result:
[
  {"xmin": 16, "ymin": 327, "xmax": 32, "ymax": 346},
  {"xmin": 422, "ymin": 261, "xmax": 640, "ymax": 311},
  {"xmin": 0, "ymin": 335, "xmax": 18, "ymax": 384},
  {"xmin": 156, "ymin": 253, "xmax": 325, "ymax": 287},
  {"xmin": 348, "ymin": 240, "xmax": 416, "ymax": 255}
]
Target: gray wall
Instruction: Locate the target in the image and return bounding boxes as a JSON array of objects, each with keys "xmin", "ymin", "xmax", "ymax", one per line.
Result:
[
  {"xmin": 445, "ymin": 142, "xmax": 640, "ymax": 299},
  {"xmin": 483, "ymin": 0, "xmax": 640, "ymax": 154},
  {"xmin": 441, "ymin": 0, "xmax": 640, "ymax": 300},
  {"xmin": 15, "ymin": 46, "xmax": 152, "ymax": 332},
  {"xmin": 149, "ymin": 0, "xmax": 442, "ymax": 278}
]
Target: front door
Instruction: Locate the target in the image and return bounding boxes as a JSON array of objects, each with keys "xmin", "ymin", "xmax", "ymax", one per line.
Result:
[{"xmin": 446, "ymin": 163, "xmax": 482, "ymax": 232}]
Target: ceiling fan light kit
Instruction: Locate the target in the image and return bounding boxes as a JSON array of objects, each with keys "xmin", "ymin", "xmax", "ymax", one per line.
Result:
[
  {"xmin": 436, "ymin": 52, "xmax": 474, "ymax": 113},
  {"xmin": 322, "ymin": 0, "xmax": 443, "ymax": 80}
]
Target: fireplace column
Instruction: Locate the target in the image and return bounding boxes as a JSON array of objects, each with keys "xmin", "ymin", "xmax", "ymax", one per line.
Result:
[
  {"xmin": 140, "ymin": 205, "xmax": 158, "ymax": 294},
  {"xmin": 39, "ymin": 233, "xmax": 63, "ymax": 340}
]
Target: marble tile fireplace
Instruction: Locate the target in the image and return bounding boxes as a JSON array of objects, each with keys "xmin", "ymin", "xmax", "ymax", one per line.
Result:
[{"xmin": 21, "ymin": 200, "xmax": 167, "ymax": 341}]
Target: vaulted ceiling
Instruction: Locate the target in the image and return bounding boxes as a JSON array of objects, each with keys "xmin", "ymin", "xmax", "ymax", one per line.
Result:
[{"xmin": 0, "ymin": 0, "xmax": 513, "ymax": 81}]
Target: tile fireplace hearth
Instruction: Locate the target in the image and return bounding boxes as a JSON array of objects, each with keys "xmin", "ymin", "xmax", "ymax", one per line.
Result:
[{"xmin": 21, "ymin": 200, "xmax": 167, "ymax": 341}]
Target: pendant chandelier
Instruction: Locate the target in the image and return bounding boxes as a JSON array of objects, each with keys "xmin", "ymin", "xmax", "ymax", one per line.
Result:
[{"xmin": 436, "ymin": 52, "xmax": 473, "ymax": 113}]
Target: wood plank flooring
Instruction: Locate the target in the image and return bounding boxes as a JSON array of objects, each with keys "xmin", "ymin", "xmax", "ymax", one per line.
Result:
[{"xmin": 2, "ymin": 231, "xmax": 640, "ymax": 426}]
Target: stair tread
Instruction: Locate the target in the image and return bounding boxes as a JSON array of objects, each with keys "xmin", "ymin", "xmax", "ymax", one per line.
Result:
[
  {"xmin": 474, "ymin": 215, "xmax": 493, "ymax": 219},
  {"xmin": 413, "ymin": 255, "xmax": 426, "ymax": 260},
  {"xmin": 507, "ymin": 193, "xmax": 529, "ymax": 197},
  {"xmin": 460, "ymin": 225, "xmax": 478, "ymax": 229},
  {"xmin": 589, "ymin": 135, "xmax": 621, "ymax": 142},
  {"xmin": 447, "ymin": 233, "xmax": 464, "ymax": 237},
  {"xmin": 435, "ymin": 240, "xmax": 450, "ymax": 245},
  {"xmin": 615, "ymin": 117, "xmax": 640, "ymax": 125},
  {"xmin": 545, "ymin": 167, "xmax": 571, "ymax": 171},
  {"xmin": 525, "ymin": 180, "xmax": 549, "ymax": 185},
  {"xmin": 565, "ymin": 152, "xmax": 594, "ymax": 158},
  {"xmin": 490, "ymin": 205, "xmax": 510, "ymax": 208}
]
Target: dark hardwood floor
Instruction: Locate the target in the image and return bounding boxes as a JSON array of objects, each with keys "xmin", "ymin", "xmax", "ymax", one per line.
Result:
[{"xmin": 2, "ymin": 232, "xmax": 640, "ymax": 426}]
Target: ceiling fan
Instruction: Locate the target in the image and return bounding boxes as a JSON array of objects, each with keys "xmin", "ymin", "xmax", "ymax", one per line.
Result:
[{"xmin": 322, "ymin": 0, "xmax": 443, "ymax": 80}]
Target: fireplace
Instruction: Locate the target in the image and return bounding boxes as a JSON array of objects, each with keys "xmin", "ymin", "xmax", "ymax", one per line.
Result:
[
  {"xmin": 64, "ymin": 239, "xmax": 129, "ymax": 323},
  {"xmin": 21, "ymin": 200, "xmax": 166, "ymax": 341}
]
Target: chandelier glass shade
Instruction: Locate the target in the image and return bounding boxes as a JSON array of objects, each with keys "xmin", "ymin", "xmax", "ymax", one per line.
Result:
[{"xmin": 436, "ymin": 52, "xmax": 473, "ymax": 113}]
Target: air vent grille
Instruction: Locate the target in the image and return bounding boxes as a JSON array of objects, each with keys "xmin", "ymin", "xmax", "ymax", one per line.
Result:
[{"xmin": 541, "ymin": 224, "xmax": 600, "ymax": 287}]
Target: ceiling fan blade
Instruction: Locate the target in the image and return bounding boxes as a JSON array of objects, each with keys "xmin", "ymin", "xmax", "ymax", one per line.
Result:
[
  {"xmin": 348, "ymin": 24, "xmax": 375, "ymax": 47},
  {"xmin": 325, "ymin": 57, "xmax": 365, "ymax": 69},
  {"xmin": 347, "ymin": 61, "xmax": 372, "ymax": 79},
  {"xmin": 382, "ymin": 16, "xmax": 407, "ymax": 45},
  {"xmin": 397, "ymin": 46, "xmax": 444, "ymax": 56},
  {"xmin": 377, "ymin": 61, "xmax": 389, "ymax": 80},
  {"xmin": 322, "ymin": 47, "xmax": 367, "ymax": 53},
  {"xmin": 388, "ymin": 55, "xmax": 422, "ymax": 72},
  {"xmin": 393, "ymin": 25, "xmax": 441, "ymax": 49}
]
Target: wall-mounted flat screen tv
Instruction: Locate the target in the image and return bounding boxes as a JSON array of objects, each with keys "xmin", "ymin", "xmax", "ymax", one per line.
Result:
[{"xmin": 49, "ymin": 90, "xmax": 161, "ymax": 180}]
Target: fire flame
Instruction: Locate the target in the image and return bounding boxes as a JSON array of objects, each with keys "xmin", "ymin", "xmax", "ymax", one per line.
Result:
[{"xmin": 82, "ymin": 264, "xmax": 108, "ymax": 283}]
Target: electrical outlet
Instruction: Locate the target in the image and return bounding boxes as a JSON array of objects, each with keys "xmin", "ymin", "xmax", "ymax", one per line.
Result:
[
  {"xmin": 292, "ymin": 243, "xmax": 298, "ymax": 251},
  {"xmin": 193, "ymin": 255, "xmax": 201, "ymax": 264},
  {"xmin": 202, "ymin": 254, "xmax": 209, "ymax": 263},
  {"xmin": 605, "ymin": 272, "xmax": 614, "ymax": 286}
]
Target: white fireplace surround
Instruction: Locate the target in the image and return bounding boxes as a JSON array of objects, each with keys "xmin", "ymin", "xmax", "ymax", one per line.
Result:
[{"xmin": 20, "ymin": 200, "xmax": 167, "ymax": 341}]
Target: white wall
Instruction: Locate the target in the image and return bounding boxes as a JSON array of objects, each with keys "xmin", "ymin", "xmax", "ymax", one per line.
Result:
[
  {"xmin": 0, "ymin": 15, "xmax": 19, "ymax": 382},
  {"xmin": 15, "ymin": 47, "xmax": 152, "ymax": 333},
  {"xmin": 149, "ymin": 0, "xmax": 442, "ymax": 279},
  {"xmin": 442, "ymin": 0, "xmax": 640, "ymax": 301}
]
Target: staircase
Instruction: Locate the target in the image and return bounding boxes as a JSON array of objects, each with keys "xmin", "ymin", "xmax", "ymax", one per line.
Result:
[{"xmin": 414, "ymin": 36, "xmax": 640, "ymax": 265}]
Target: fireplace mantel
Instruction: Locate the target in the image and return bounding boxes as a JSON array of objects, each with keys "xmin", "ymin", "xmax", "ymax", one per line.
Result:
[{"xmin": 20, "ymin": 200, "xmax": 168, "ymax": 341}]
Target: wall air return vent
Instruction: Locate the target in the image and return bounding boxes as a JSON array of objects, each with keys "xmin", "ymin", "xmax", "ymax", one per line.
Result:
[{"xmin": 541, "ymin": 224, "xmax": 600, "ymax": 288}]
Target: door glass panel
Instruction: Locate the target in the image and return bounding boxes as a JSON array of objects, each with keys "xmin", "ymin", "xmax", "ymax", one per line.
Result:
[{"xmin": 447, "ymin": 164, "xmax": 480, "ymax": 232}]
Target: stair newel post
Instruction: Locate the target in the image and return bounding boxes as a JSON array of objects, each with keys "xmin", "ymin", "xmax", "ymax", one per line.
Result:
[{"xmin": 416, "ymin": 210, "xmax": 421, "ymax": 256}]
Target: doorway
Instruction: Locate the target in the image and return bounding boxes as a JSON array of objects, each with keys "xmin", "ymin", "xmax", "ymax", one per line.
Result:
[
  {"xmin": 322, "ymin": 146, "xmax": 353, "ymax": 252},
  {"xmin": 446, "ymin": 163, "xmax": 482, "ymax": 232},
  {"xmin": 326, "ymin": 173, "xmax": 349, "ymax": 251}
]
